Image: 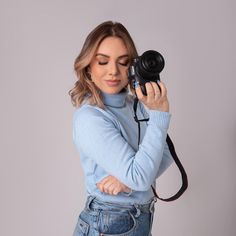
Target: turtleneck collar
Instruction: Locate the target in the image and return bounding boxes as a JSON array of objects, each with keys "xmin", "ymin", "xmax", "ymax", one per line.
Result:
[{"xmin": 101, "ymin": 89, "xmax": 128, "ymax": 108}]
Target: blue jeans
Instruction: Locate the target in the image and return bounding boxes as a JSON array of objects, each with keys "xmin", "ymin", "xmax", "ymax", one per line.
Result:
[{"xmin": 73, "ymin": 195, "xmax": 157, "ymax": 236}]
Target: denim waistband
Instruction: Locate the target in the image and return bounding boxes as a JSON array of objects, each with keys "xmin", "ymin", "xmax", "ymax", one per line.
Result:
[{"xmin": 85, "ymin": 195, "xmax": 157, "ymax": 217}]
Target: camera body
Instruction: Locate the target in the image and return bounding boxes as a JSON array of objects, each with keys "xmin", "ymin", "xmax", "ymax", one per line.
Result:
[{"xmin": 128, "ymin": 50, "xmax": 165, "ymax": 95}]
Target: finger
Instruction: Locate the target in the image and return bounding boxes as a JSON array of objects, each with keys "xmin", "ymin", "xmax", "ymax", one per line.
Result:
[
  {"xmin": 97, "ymin": 183, "xmax": 108, "ymax": 193},
  {"xmin": 112, "ymin": 189, "xmax": 119, "ymax": 195},
  {"xmin": 112, "ymin": 183, "xmax": 130, "ymax": 195},
  {"xmin": 124, "ymin": 186, "xmax": 132, "ymax": 193},
  {"xmin": 158, "ymin": 81, "xmax": 167, "ymax": 97},
  {"xmin": 108, "ymin": 184, "xmax": 117, "ymax": 195},
  {"xmin": 97, "ymin": 177, "xmax": 110, "ymax": 192},
  {"xmin": 112, "ymin": 184, "xmax": 123, "ymax": 195},
  {"xmin": 101, "ymin": 176, "xmax": 118, "ymax": 194},
  {"xmin": 103, "ymin": 180, "xmax": 122, "ymax": 195},
  {"xmin": 98, "ymin": 175, "xmax": 112, "ymax": 187},
  {"xmin": 103, "ymin": 181, "xmax": 114, "ymax": 192},
  {"xmin": 135, "ymin": 84, "xmax": 146, "ymax": 102},
  {"xmin": 145, "ymin": 82, "xmax": 155, "ymax": 102},
  {"xmin": 105, "ymin": 183, "xmax": 117, "ymax": 195},
  {"xmin": 96, "ymin": 183, "xmax": 103, "ymax": 192},
  {"xmin": 150, "ymin": 82, "xmax": 161, "ymax": 99}
]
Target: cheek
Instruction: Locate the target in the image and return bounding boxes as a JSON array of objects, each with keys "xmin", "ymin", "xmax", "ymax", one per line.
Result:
[
  {"xmin": 121, "ymin": 68, "xmax": 128, "ymax": 79},
  {"xmin": 92, "ymin": 67, "xmax": 107, "ymax": 79}
]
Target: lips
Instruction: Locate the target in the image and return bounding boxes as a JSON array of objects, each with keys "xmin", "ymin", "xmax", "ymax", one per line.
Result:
[{"xmin": 105, "ymin": 80, "xmax": 121, "ymax": 86}]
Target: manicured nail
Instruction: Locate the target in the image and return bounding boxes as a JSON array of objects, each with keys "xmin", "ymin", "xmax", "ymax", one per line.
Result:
[{"xmin": 134, "ymin": 81, "xmax": 139, "ymax": 88}]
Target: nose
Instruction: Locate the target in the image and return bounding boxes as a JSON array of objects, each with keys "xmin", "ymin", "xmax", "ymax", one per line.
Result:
[{"xmin": 108, "ymin": 62, "xmax": 119, "ymax": 76}]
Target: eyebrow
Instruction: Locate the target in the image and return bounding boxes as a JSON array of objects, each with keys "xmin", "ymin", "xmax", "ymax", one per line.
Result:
[{"xmin": 96, "ymin": 53, "xmax": 129, "ymax": 59}]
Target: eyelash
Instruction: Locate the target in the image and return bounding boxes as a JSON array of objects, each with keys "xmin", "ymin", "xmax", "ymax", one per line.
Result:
[
  {"xmin": 98, "ymin": 62, "xmax": 108, "ymax": 65},
  {"xmin": 98, "ymin": 61, "xmax": 129, "ymax": 66}
]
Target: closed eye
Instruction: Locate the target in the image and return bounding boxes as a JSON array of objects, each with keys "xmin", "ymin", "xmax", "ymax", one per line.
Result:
[
  {"xmin": 98, "ymin": 61, "xmax": 129, "ymax": 66},
  {"xmin": 98, "ymin": 61, "xmax": 108, "ymax": 65},
  {"xmin": 118, "ymin": 62, "xmax": 129, "ymax": 67},
  {"xmin": 118, "ymin": 58, "xmax": 129, "ymax": 66}
]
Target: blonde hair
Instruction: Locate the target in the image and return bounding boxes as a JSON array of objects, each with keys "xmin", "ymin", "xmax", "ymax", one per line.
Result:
[{"xmin": 68, "ymin": 21, "xmax": 138, "ymax": 108}]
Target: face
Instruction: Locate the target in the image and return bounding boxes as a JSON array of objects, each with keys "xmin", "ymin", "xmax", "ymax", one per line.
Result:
[{"xmin": 89, "ymin": 36, "xmax": 130, "ymax": 94}]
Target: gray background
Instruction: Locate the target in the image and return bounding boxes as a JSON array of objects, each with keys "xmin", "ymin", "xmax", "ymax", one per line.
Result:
[{"xmin": 1, "ymin": 0, "xmax": 235, "ymax": 235}]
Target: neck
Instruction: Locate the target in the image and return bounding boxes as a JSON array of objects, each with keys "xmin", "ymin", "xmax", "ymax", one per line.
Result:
[{"xmin": 101, "ymin": 88, "xmax": 128, "ymax": 108}]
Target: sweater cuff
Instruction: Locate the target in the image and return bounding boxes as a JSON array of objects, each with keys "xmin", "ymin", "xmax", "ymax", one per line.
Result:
[
  {"xmin": 122, "ymin": 189, "xmax": 133, "ymax": 196},
  {"xmin": 148, "ymin": 110, "xmax": 171, "ymax": 130}
]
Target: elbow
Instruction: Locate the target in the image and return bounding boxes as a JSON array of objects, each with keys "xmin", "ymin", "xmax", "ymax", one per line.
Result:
[
  {"xmin": 127, "ymin": 174, "xmax": 155, "ymax": 191},
  {"xmin": 123, "ymin": 159, "xmax": 160, "ymax": 191}
]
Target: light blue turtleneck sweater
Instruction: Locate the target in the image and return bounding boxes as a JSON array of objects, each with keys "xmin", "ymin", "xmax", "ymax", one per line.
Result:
[{"xmin": 72, "ymin": 90, "xmax": 173, "ymax": 204}]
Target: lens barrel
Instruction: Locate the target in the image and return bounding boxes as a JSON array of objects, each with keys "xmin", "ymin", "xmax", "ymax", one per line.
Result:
[{"xmin": 137, "ymin": 50, "xmax": 165, "ymax": 81}]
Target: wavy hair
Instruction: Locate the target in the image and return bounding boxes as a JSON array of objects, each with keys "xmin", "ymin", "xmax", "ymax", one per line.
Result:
[{"xmin": 68, "ymin": 21, "xmax": 138, "ymax": 108}]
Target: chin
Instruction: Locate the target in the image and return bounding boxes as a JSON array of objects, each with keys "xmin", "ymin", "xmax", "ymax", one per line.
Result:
[
  {"xmin": 105, "ymin": 90, "xmax": 120, "ymax": 94},
  {"xmin": 103, "ymin": 87, "xmax": 125, "ymax": 94}
]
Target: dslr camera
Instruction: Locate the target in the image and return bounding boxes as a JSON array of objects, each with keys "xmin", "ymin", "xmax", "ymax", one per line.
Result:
[{"xmin": 128, "ymin": 50, "xmax": 165, "ymax": 95}]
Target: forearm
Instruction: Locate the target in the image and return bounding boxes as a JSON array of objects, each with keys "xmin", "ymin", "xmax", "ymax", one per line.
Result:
[
  {"xmin": 155, "ymin": 142, "xmax": 174, "ymax": 178},
  {"xmin": 74, "ymin": 106, "xmax": 171, "ymax": 191}
]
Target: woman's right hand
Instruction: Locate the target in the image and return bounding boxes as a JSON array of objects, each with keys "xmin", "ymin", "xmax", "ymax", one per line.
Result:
[
  {"xmin": 135, "ymin": 81, "xmax": 169, "ymax": 112},
  {"xmin": 96, "ymin": 175, "xmax": 131, "ymax": 195}
]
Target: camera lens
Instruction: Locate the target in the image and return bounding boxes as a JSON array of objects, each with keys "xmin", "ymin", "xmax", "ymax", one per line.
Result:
[{"xmin": 141, "ymin": 50, "xmax": 165, "ymax": 74}]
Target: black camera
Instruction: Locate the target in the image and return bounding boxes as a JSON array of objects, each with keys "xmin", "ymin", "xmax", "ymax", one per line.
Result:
[{"xmin": 128, "ymin": 50, "xmax": 165, "ymax": 95}]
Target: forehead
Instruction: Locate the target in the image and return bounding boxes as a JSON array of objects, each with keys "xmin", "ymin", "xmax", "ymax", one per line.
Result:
[{"xmin": 96, "ymin": 37, "xmax": 128, "ymax": 55}]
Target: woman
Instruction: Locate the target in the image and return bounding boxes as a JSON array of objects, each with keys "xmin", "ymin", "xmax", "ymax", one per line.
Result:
[{"xmin": 69, "ymin": 21, "xmax": 173, "ymax": 236}]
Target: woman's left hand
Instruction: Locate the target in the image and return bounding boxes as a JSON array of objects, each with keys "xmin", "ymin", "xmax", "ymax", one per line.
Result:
[{"xmin": 96, "ymin": 175, "xmax": 131, "ymax": 195}]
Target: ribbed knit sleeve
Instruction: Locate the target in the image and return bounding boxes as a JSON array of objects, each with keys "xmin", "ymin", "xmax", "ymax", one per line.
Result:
[
  {"xmin": 155, "ymin": 142, "xmax": 174, "ymax": 178},
  {"xmin": 139, "ymin": 103, "xmax": 174, "ymax": 179}
]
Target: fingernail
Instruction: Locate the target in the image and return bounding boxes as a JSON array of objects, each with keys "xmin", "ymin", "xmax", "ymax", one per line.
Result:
[
  {"xmin": 133, "ymin": 81, "xmax": 139, "ymax": 88},
  {"xmin": 157, "ymin": 80, "xmax": 161, "ymax": 84}
]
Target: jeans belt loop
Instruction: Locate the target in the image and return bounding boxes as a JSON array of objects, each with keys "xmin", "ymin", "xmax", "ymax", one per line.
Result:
[
  {"xmin": 85, "ymin": 195, "xmax": 96, "ymax": 211},
  {"xmin": 133, "ymin": 204, "xmax": 141, "ymax": 218},
  {"xmin": 149, "ymin": 197, "xmax": 157, "ymax": 213}
]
